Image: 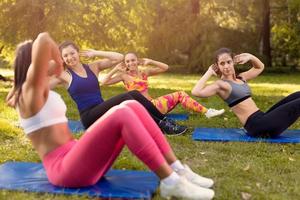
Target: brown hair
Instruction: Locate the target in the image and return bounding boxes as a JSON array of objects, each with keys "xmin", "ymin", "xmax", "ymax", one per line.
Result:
[
  {"xmin": 124, "ymin": 52, "xmax": 138, "ymax": 59},
  {"xmin": 6, "ymin": 40, "xmax": 33, "ymax": 107},
  {"xmin": 214, "ymin": 48, "xmax": 234, "ymax": 62}
]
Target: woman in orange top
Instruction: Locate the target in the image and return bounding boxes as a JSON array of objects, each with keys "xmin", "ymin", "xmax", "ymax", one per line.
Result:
[{"xmin": 102, "ymin": 53, "xmax": 224, "ymax": 118}]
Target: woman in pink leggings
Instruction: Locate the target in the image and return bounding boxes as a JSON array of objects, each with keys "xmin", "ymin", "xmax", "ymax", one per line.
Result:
[{"xmin": 6, "ymin": 32, "xmax": 214, "ymax": 200}]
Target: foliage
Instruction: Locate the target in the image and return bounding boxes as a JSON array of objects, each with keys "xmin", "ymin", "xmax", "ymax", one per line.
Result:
[
  {"xmin": 0, "ymin": 0, "xmax": 299, "ymax": 72},
  {"xmin": 271, "ymin": 0, "xmax": 300, "ymax": 69}
]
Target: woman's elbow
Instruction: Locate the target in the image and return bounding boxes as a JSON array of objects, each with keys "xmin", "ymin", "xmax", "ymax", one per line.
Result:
[
  {"xmin": 164, "ymin": 65, "xmax": 169, "ymax": 71},
  {"xmin": 116, "ymin": 54, "xmax": 124, "ymax": 62},
  {"xmin": 36, "ymin": 32, "xmax": 51, "ymax": 43},
  {"xmin": 191, "ymin": 89, "xmax": 200, "ymax": 97}
]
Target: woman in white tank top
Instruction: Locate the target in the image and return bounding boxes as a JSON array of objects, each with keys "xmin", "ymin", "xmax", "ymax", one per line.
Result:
[{"xmin": 6, "ymin": 32, "xmax": 214, "ymax": 200}]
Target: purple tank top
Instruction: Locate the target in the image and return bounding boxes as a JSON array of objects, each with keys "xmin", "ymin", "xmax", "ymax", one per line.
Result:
[{"xmin": 67, "ymin": 64, "xmax": 104, "ymax": 112}]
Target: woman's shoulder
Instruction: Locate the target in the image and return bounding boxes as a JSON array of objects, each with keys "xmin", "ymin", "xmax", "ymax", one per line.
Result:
[{"xmin": 215, "ymin": 79, "xmax": 231, "ymax": 90}]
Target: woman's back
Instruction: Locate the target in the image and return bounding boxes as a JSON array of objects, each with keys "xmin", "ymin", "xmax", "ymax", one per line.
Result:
[{"xmin": 9, "ymin": 33, "xmax": 73, "ymax": 159}]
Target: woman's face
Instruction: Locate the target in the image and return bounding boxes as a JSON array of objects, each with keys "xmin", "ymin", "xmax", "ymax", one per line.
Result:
[
  {"xmin": 61, "ymin": 45, "xmax": 80, "ymax": 68},
  {"xmin": 124, "ymin": 53, "xmax": 139, "ymax": 72},
  {"xmin": 217, "ymin": 53, "xmax": 235, "ymax": 77}
]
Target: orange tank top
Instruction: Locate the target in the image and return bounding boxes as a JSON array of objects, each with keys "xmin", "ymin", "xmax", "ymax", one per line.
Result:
[{"xmin": 124, "ymin": 73, "xmax": 149, "ymax": 93}]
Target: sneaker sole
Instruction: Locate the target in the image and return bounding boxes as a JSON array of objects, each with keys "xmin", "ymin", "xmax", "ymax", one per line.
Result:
[
  {"xmin": 165, "ymin": 127, "xmax": 188, "ymax": 136},
  {"xmin": 206, "ymin": 110, "xmax": 225, "ymax": 118}
]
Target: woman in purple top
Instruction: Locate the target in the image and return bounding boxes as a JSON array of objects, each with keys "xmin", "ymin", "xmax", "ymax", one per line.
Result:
[{"xmin": 50, "ymin": 41, "xmax": 186, "ymax": 135}]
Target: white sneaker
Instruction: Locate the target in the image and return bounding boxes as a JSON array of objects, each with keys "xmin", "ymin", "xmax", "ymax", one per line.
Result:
[
  {"xmin": 160, "ymin": 177, "xmax": 214, "ymax": 200},
  {"xmin": 177, "ymin": 164, "xmax": 214, "ymax": 188},
  {"xmin": 205, "ymin": 108, "xmax": 225, "ymax": 118}
]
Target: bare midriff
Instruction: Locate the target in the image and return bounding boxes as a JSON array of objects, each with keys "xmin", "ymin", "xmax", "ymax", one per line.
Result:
[
  {"xmin": 231, "ymin": 98, "xmax": 260, "ymax": 125},
  {"xmin": 27, "ymin": 123, "xmax": 74, "ymax": 159}
]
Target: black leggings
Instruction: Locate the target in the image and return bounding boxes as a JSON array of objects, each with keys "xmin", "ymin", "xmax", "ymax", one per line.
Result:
[
  {"xmin": 80, "ymin": 90, "xmax": 165, "ymax": 129},
  {"xmin": 244, "ymin": 91, "xmax": 300, "ymax": 137}
]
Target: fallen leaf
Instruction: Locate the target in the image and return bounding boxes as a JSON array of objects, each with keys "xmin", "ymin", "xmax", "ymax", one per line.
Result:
[
  {"xmin": 256, "ymin": 182, "xmax": 261, "ymax": 188},
  {"xmin": 241, "ymin": 192, "xmax": 252, "ymax": 200},
  {"xmin": 243, "ymin": 164, "xmax": 250, "ymax": 171},
  {"xmin": 289, "ymin": 157, "xmax": 295, "ymax": 161}
]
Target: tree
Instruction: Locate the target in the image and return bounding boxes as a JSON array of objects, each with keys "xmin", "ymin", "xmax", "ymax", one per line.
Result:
[{"xmin": 261, "ymin": 0, "xmax": 272, "ymax": 67}]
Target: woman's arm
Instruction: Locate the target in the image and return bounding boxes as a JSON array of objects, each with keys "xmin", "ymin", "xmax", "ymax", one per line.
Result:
[
  {"xmin": 142, "ymin": 58, "xmax": 169, "ymax": 76},
  {"xmin": 100, "ymin": 63, "xmax": 125, "ymax": 85},
  {"xmin": 49, "ymin": 70, "xmax": 70, "ymax": 89},
  {"xmin": 192, "ymin": 65, "xmax": 220, "ymax": 98},
  {"xmin": 25, "ymin": 32, "xmax": 63, "ymax": 92},
  {"xmin": 80, "ymin": 49, "xmax": 124, "ymax": 73},
  {"xmin": 235, "ymin": 53, "xmax": 264, "ymax": 81}
]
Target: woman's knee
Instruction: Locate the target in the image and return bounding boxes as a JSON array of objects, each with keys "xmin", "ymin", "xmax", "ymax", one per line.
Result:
[
  {"xmin": 128, "ymin": 90, "xmax": 141, "ymax": 97},
  {"xmin": 120, "ymin": 100, "xmax": 140, "ymax": 107},
  {"xmin": 102, "ymin": 104, "xmax": 134, "ymax": 121},
  {"xmin": 293, "ymin": 91, "xmax": 300, "ymax": 97},
  {"xmin": 120, "ymin": 100, "xmax": 148, "ymax": 115},
  {"xmin": 178, "ymin": 91, "xmax": 188, "ymax": 96}
]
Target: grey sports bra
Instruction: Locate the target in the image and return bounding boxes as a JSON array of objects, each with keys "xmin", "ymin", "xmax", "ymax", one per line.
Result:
[{"xmin": 223, "ymin": 79, "xmax": 252, "ymax": 107}]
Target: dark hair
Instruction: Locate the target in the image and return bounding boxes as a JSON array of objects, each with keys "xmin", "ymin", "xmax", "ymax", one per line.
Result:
[
  {"xmin": 59, "ymin": 41, "xmax": 80, "ymax": 68},
  {"xmin": 214, "ymin": 47, "xmax": 234, "ymax": 63},
  {"xmin": 125, "ymin": 52, "xmax": 138, "ymax": 59},
  {"xmin": 59, "ymin": 41, "xmax": 79, "ymax": 53},
  {"xmin": 12, "ymin": 40, "xmax": 33, "ymax": 103}
]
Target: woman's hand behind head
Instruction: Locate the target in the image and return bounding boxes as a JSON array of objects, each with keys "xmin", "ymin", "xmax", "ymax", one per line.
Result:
[
  {"xmin": 48, "ymin": 59, "xmax": 63, "ymax": 77},
  {"xmin": 80, "ymin": 49, "xmax": 96, "ymax": 58},
  {"xmin": 209, "ymin": 64, "xmax": 220, "ymax": 77},
  {"xmin": 115, "ymin": 62, "xmax": 127, "ymax": 72},
  {"xmin": 234, "ymin": 53, "xmax": 253, "ymax": 65}
]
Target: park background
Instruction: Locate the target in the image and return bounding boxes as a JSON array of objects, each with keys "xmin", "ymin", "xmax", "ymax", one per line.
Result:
[{"xmin": 0, "ymin": 0, "xmax": 300, "ymax": 199}]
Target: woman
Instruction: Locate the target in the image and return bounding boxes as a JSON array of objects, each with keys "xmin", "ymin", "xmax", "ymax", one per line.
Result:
[
  {"xmin": 6, "ymin": 32, "xmax": 214, "ymax": 199},
  {"xmin": 50, "ymin": 41, "xmax": 186, "ymax": 135},
  {"xmin": 192, "ymin": 47, "xmax": 300, "ymax": 138},
  {"xmin": 101, "ymin": 53, "xmax": 225, "ymax": 118}
]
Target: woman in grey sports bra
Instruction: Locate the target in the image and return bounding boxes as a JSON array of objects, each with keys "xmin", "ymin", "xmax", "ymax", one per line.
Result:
[{"xmin": 192, "ymin": 47, "xmax": 300, "ymax": 138}]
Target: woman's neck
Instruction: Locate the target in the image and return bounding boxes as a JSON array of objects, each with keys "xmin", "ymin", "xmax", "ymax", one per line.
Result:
[
  {"xmin": 128, "ymin": 69, "xmax": 139, "ymax": 77},
  {"xmin": 68, "ymin": 63, "xmax": 83, "ymax": 72},
  {"xmin": 221, "ymin": 74, "xmax": 236, "ymax": 81}
]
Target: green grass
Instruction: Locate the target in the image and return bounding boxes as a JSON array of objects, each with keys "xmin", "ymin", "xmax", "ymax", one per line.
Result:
[{"xmin": 1, "ymin": 72, "xmax": 300, "ymax": 200}]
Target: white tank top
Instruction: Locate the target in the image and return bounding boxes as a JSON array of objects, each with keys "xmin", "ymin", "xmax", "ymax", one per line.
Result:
[{"xmin": 18, "ymin": 91, "xmax": 68, "ymax": 134}]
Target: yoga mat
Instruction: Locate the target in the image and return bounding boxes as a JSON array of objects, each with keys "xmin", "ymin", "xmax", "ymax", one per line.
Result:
[
  {"xmin": 68, "ymin": 120, "xmax": 85, "ymax": 133},
  {"xmin": 0, "ymin": 162, "xmax": 159, "ymax": 199},
  {"xmin": 68, "ymin": 114, "xmax": 189, "ymax": 132},
  {"xmin": 166, "ymin": 113, "xmax": 189, "ymax": 121},
  {"xmin": 192, "ymin": 127, "xmax": 300, "ymax": 143}
]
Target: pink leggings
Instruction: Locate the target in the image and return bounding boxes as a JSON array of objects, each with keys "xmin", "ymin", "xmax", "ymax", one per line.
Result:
[{"xmin": 43, "ymin": 100, "xmax": 172, "ymax": 187}]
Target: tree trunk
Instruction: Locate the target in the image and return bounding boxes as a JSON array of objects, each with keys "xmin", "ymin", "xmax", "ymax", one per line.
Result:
[
  {"xmin": 191, "ymin": 0, "xmax": 200, "ymax": 15},
  {"xmin": 261, "ymin": 0, "xmax": 272, "ymax": 67},
  {"xmin": 156, "ymin": 0, "xmax": 163, "ymax": 25}
]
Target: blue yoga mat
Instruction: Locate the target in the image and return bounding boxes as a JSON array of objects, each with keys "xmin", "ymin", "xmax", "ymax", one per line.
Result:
[
  {"xmin": 68, "ymin": 113, "xmax": 189, "ymax": 133},
  {"xmin": 192, "ymin": 128, "xmax": 300, "ymax": 143},
  {"xmin": 68, "ymin": 120, "xmax": 85, "ymax": 133},
  {"xmin": 0, "ymin": 162, "xmax": 159, "ymax": 199},
  {"xmin": 166, "ymin": 113, "xmax": 189, "ymax": 121}
]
